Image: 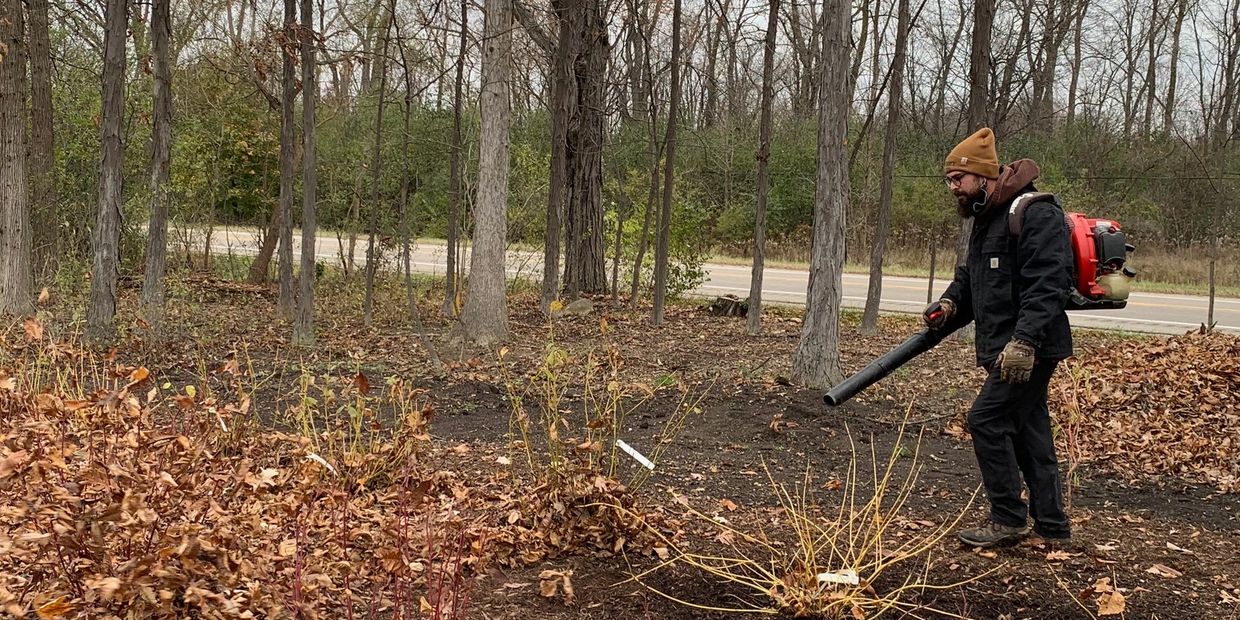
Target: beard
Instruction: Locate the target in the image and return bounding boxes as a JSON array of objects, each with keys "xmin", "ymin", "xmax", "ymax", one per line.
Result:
[{"xmin": 953, "ymin": 186, "xmax": 988, "ymax": 218}]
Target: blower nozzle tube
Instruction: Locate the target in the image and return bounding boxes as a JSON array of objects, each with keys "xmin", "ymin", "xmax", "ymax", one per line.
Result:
[{"xmin": 823, "ymin": 329, "xmax": 947, "ymax": 407}]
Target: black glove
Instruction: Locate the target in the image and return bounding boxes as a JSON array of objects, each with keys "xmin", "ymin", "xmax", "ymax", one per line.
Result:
[
  {"xmin": 923, "ymin": 299, "xmax": 955, "ymax": 330},
  {"xmin": 997, "ymin": 340, "xmax": 1037, "ymax": 384}
]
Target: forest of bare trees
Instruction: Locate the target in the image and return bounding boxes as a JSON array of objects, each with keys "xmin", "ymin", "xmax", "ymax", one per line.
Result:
[{"xmin": 2, "ymin": 0, "xmax": 1239, "ymax": 358}]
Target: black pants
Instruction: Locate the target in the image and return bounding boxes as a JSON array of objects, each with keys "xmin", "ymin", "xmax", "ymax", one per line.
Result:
[{"xmin": 967, "ymin": 360, "xmax": 1070, "ymax": 537}]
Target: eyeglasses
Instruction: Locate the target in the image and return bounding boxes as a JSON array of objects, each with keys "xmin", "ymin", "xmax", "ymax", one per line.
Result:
[{"xmin": 943, "ymin": 173, "xmax": 966, "ymax": 188}]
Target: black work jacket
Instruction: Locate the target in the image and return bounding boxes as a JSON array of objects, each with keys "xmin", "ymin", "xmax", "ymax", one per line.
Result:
[{"xmin": 938, "ymin": 187, "xmax": 1074, "ymax": 367}]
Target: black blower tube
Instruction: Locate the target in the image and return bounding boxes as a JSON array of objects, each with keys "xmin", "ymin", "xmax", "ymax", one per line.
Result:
[{"xmin": 823, "ymin": 328, "xmax": 948, "ymax": 407}]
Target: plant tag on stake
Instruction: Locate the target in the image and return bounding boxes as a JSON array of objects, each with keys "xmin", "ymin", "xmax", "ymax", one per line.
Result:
[
  {"xmin": 615, "ymin": 439, "xmax": 655, "ymax": 471},
  {"xmin": 817, "ymin": 570, "xmax": 860, "ymax": 587}
]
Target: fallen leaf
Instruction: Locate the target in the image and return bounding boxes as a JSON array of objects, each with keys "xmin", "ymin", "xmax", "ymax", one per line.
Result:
[
  {"xmin": 1098, "ymin": 591, "xmax": 1126, "ymax": 616},
  {"xmin": 35, "ymin": 597, "xmax": 73, "ymax": 619},
  {"xmin": 496, "ymin": 455, "xmax": 512, "ymax": 466},
  {"xmin": 278, "ymin": 539, "xmax": 297, "ymax": 558},
  {"xmin": 538, "ymin": 570, "xmax": 564, "ymax": 599},
  {"xmin": 1166, "ymin": 542, "xmax": 1193, "ymax": 554},
  {"xmin": 1146, "ymin": 563, "xmax": 1182, "ymax": 579},
  {"xmin": 1094, "ymin": 543, "xmax": 1118, "ymax": 553},
  {"xmin": 1047, "ymin": 550, "xmax": 1072, "ymax": 562},
  {"xmin": 38, "ymin": 287, "xmax": 50, "ymax": 304},
  {"xmin": 355, "ymin": 372, "xmax": 370, "ymax": 395},
  {"xmin": 88, "ymin": 576, "xmax": 123, "ymax": 601},
  {"xmin": 129, "ymin": 367, "xmax": 150, "ymax": 386},
  {"xmin": 24, "ymin": 317, "xmax": 44, "ymax": 342},
  {"xmin": 0, "ymin": 450, "xmax": 29, "ymax": 479},
  {"xmin": 720, "ymin": 499, "xmax": 739, "ymax": 512}
]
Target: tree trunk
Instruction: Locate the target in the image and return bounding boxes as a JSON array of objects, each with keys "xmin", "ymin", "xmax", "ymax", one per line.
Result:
[
  {"xmin": 861, "ymin": 0, "xmax": 909, "ymax": 335},
  {"xmin": 701, "ymin": 2, "xmax": 723, "ymax": 127},
  {"xmin": 142, "ymin": 0, "xmax": 174, "ymax": 330},
  {"xmin": 445, "ymin": 0, "xmax": 467, "ymax": 316},
  {"xmin": 396, "ymin": 15, "xmax": 442, "ymax": 369},
  {"xmin": 86, "ymin": 0, "xmax": 128, "ymax": 344},
  {"xmin": 952, "ymin": 0, "xmax": 993, "ymax": 342},
  {"xmin": 541, "ymin": 0, "xmax": 579, "ymax": 312},
  {"xmin": 630, "ymin": 104, "xmax": 660, "ymax": 309},
  {"xmin": 1142, "ymin": 0, "xmax": 1161, "ymax": 137},
  {"xmin": 1121, "ymin": 1, "xmax": 1139, "ymax": 137},
  {"xmin": 456, "ymin": 0, "xmax": 512, "ymax": 346},
  {"xmin": 0, "ymin": 0, "xmax": 32, "ymax": 315},
  {"xmin": 747, "ymin": 0, "xmax": 779, "ymax": 336},
  {"xmin": 27, "ymin": 0, "xmax": 55, "ymax": 275},
  {"xmin": 1163, "ymin": 0, "xmax": 1186, "ymax": 134},
  {"xmin": 792, "ymin": 0, "xmax": 850, "ymax": 389},
  {"xmin": 611, "ymin": 162, "xmax": 628, "ymax": 306},
  {"xmin": 1066, "ymin": 0, "xmax": 1088, "ymax": 125},
  {"xmin": 628, "ymin": 6, "xmax": 659, "ymax": 309},
  {"xmin": 966, "ymin": 0, "xmax": 995, "ymax": 130},
  {"xmin": 931, "ymin": 0, "xmax": 966, "ymax": 132},
  {"xmin": 293, "ymin": 0, "xmax": 318, "ymax": 346},
  {"xmin": 651, "ymin": 0, "xmax": 682, "ymax": 326},
  {"xmin": 277, "ymin": 0, "xmax": 298, "ymax": 320},
  {"xmin": 363, "ymin": 3, "xmax": 395, "ymax": 326},
  {"xmin": 563, "ymin": 0, "xmax": 609, "ymax": 298},
  {"xmin": 248, "ymin": 206, "xmax": 281, "ymax": 283}
]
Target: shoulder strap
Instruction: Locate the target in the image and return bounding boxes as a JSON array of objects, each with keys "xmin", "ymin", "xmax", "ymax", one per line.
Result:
[{"xmin": 1007, "ymin": 192, "xmax": 1057, "ymax": 236}]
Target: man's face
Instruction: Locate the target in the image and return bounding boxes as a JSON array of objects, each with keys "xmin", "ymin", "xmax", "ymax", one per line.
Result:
[{"xmin": 944, "ymin": 171, "xmax": 986, "ymax": 217}]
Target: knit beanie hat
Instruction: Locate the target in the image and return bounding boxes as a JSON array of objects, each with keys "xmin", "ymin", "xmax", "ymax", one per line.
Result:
[{"xmin": 944, "ymin": 127, "xmax": 1000, "ymax": 179}]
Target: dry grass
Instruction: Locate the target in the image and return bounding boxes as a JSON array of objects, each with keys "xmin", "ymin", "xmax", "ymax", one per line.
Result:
[{"xmin": 628, "ymin": 418, "xmax": 992, "ymax": 619}]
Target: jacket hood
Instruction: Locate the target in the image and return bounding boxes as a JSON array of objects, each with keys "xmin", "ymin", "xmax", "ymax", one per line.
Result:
[{"xmin": 985, "ymin": 159, "xmax": 1042, "ymax": 212}]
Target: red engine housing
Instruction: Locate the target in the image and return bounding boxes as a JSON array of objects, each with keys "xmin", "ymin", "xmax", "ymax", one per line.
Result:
[{"xmin": 1066, "ymin": 213, "xmax": 1119, "ymax": 298}]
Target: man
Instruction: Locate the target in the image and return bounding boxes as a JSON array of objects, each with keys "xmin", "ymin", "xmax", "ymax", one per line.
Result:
[{"xmin": 925, "ymin": 127, "xmax": 1074, "ymax": 548}]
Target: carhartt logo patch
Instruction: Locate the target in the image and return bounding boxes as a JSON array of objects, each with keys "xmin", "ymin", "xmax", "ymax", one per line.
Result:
[
  {"xmin": 960, "ymin": 156, "xmax": 969, "ymax": 164},
  {"xmin": 990, "ymin": 257, "xmax": 1000, "ymax": 269}
]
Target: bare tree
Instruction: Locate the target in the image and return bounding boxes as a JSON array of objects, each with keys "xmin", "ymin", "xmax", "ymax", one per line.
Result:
[
  {"xmin": 1164, "ymin": 0, "xmax": 1187, "ymax": 133},
  {"xmin": 747, "ymin": 0, "xmax": 779, "ymax": 336},
  {"xmin": 1066, "ymin": 0, "xmax": 1090, "ymax": 125},
  {"xmin": 540, "ymin": 0, "xmax": 579, "ymax": 312},
  {"xmin": 141, "ymin": 0, "xmax": 174, "ymax": 330},
  {"xmin": 562, "ymin": 0, "xmax": 610, "ymax": 298},
  {"xmin": 792, "ymin": 0, "xmax": 851, "ymax": 389},
  {"xmin": 293, "ymin": 0, "xmax": 318, "ymax": 347},
  {"xmin": 0, "ymin": 0, "xmax": 32, "ymax": 315},
  {"xmin": 445, "ymin": 0, "xmax": 468, "ymax": 316},
  {"xmin": 86, "ymin": 0, "xmax": 128, "ymax": 344},
  {"xmin": 949, "ymin": 0, "xmax": 993, "ymax": 343},
  {"xmin": 861, "ymin": 0, "xmax": 910, "ymax": 335},
  {"xmin": 1142, "ymin": 0, "xmax": 1164, "ymax": 136},
  {"xmin": 363, "ymin": 3, "xmax": 397, "ymax": 326},
  {"xmin": 277, "ymin": 0, "xmax": 298, "ymax": 320},
  {"xmin": 651, "ymin": 0, "xmax": 683, "ymax": 326},
  {"xmin": 27, "ymin": 0, "xmax": 54, "ymax": 274},
  {"xmin": 628, "ymin": 0, "xmax": 662, "ymax": 309},
  {"xmin": 395, "ymin": 3, "xmax": 442, "ymax": 369},
  {"xmin": 457, "ymin": 0, "xmax": 513, "ymax": 345}
]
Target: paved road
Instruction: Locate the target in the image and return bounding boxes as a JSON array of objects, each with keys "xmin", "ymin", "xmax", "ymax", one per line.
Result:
[{"xmin": 201, "ymin": 227, "xmax": 1240, "ymax": 336}]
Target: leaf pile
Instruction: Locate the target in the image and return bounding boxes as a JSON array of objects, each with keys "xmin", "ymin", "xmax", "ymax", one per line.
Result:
[
  {"xmin": 1054, "ymin": 330, "xmax": 1240, "ymax": 491},
  {"xmin": 0, "ymin": 367, "xmax": 479, "ymax": 619}
]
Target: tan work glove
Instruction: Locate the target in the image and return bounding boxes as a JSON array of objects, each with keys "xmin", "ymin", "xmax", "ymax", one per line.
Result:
[
  {"xmin": 997, "ymin": 340, "xmax": 1036, "ymax": 384},
  {"xmin": 923, "ymin": 298, "xmax": 955, "ymax": 330}
]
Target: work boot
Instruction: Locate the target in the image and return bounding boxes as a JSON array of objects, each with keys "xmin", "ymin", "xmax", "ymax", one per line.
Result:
[{"xmin": 957, "ymin": 521, "xmax": 1029, "ymax": 548}]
